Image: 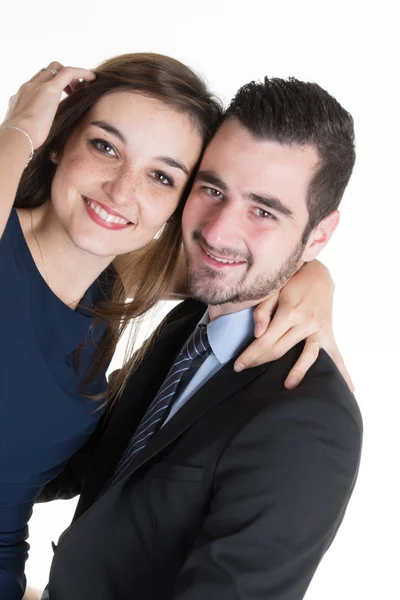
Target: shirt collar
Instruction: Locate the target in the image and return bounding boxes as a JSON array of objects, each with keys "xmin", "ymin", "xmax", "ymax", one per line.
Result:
[{"xmin": 198, "ymin": 307, "xmax": 255, "ymax": 364}]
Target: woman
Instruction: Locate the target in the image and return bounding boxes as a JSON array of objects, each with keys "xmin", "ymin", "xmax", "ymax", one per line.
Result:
[{"xmin": 0, "ymin": 53, "xmax": 347, "ymax": 600}]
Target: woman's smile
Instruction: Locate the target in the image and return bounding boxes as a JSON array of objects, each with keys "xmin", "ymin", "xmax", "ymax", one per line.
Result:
[{"xmin": 82, "ymin": 196, "xmax": 133, "ymax": 230}]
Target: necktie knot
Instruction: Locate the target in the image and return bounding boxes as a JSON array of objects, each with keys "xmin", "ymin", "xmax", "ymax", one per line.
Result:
[{"xmin": 182, "ymin": 323, "xmax": 211, "ymax": 361}]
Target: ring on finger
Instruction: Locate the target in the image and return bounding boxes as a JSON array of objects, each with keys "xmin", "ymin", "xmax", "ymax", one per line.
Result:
[{"xmin": 42, "ymin": 66, "xmax": 58, "ymax": 77}]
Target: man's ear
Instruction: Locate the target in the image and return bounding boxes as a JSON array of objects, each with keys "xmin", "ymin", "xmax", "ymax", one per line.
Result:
[{"xmin": 301, "ymin": 210, "xmax": 340, "ymax": 262}]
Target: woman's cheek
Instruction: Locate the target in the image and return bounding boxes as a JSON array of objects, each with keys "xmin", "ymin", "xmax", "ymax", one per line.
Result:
[{"xmin": 147, "ymin": 189, "xmax": 180, "ymax": 228}]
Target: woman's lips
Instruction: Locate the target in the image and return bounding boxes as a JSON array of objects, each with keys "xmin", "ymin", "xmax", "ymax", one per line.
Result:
[{"xmin": 82, "ymin": 196, "xmax": 133, "ymax": 231}]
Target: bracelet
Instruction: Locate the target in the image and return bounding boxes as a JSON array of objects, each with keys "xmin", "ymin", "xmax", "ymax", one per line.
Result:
[{"xmin": 1, "ymin": 125, "xmax": 34, "ymax": 167}]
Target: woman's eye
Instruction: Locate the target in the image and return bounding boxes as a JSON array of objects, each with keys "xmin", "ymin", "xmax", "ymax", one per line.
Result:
[
  {"xmin": 203, "ymin": 186, "xmax": 224, "ymax": 199},
  {"xmin": 90, "ymin": 139, "xmax": 117, "ymax": 157},
  {"xmin": 252, "ymin": 207, "xmax": 276, "ymax": 220},
  {"xmin": 151, "ymin": 171, "xmax": 174, "ymax": 187}
]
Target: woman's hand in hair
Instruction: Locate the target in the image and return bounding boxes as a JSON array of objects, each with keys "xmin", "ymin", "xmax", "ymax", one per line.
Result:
[
  {"xmin": 234, "ymin": 260, "xmax": 355, "ymax": 392},
  {"xmin": 1, "ymin": 62, "xmax": 96, "ymax": 149}
]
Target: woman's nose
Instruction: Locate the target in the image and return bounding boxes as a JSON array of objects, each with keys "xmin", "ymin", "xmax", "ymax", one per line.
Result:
[{"xmin": 103, "ymin": 165, "xmax": 139, "ymax": 207}]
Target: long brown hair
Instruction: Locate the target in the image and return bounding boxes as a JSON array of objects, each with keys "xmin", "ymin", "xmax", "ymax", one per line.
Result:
[{"xmin": 15, "ymin": 53, "xmax": 223, "ymax": 404}]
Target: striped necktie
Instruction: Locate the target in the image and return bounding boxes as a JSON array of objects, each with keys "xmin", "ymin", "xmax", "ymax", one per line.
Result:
[{"xmin": 105, "ymin": 323, "xmax": 211, "ymax": 491}]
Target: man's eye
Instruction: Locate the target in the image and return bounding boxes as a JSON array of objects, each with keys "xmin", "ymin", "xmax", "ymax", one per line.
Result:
[
  {"xmin": 90, "ymin": 139, "xmax": 117, "ymax": 157},
  {"xmin": 203, "ymin": 186, "xmax": 224, "ymax": 199},
  {"xmin": 151, "ymin": 171, "xmax": 174, "ymax": 186},
  {"xmin": 252, "ymin": 207, "xmax": 276, "ymax": 220}
]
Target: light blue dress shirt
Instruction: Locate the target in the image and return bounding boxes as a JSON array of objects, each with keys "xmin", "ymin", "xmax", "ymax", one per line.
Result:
[{"xmin": 164, "ymin": 307, "xmax": 255, "ymax": 425}]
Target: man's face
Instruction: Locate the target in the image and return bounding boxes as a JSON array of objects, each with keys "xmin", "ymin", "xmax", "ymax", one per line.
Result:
[{"xmin": 182, "ymin": 117, "xmax": 320, "ymax": 312}]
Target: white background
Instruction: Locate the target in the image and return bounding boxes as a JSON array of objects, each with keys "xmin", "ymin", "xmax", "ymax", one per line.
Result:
[{"xmin": 1, "ymin": 0, "xmax": 399, "ymax": 597}]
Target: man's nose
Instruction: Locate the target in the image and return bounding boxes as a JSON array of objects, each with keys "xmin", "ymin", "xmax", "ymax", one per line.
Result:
[{"xmin": 200, "ymin": 203, "xmax": 243, "ymax": 250}]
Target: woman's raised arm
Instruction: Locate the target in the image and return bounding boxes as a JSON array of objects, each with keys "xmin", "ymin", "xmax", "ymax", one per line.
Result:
[{"xmin": 0, "ymin": 62, "xmax": 95, "ymax": 237}]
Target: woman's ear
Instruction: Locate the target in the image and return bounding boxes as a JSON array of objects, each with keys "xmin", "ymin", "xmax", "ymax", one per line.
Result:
[
  {"xmin": 301, "ymin": 210, "xmax": 341, "ymax": 263},
  {"xmin": 49, "ymin": 150, "xmax": 59, "ymax": 164}
]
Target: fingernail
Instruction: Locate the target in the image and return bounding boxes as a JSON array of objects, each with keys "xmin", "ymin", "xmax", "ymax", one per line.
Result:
[
  {"xmin": 234, "ymin": 362, "xmax": 245, "ymax": 372},
  {"xmin": 286, "ymin": 377, "xmax": 299, "ymax": 389},
  {"xmin": 254, "ymin": 323, "xmax": 264, "ymax": 337}
]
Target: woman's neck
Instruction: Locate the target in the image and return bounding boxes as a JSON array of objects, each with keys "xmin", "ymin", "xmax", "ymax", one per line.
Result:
[{"xmin": 18, "ymin": 202, "xmax": 114, "ymax": 308}]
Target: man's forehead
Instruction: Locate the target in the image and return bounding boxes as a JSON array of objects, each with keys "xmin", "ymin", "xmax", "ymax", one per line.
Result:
[
  {"xmin": 200, "ymin": 121, "xmax": 319, "ymax": 193},
  {"xmin": 204, "ymin": 117, "xmax": 248, "ymax": 154},
  {"xmin": 204, "ymin": 118, "xmax": 318, "ymax": 164}
]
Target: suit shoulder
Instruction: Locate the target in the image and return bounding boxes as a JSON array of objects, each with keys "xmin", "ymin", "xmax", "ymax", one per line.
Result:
[
  {"xmin": 224, "ymin": 344, "xmax": 362, "ymax": 458},
  {"xmin": 306, "ymin": 348, "xmax": 362, "ymax": 434},
  {"xmin": 257, "ymin": 342, "xmax": 362, "ymax": 434}
]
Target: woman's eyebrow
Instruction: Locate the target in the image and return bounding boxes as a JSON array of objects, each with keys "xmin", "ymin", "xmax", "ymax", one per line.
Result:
[
  {"xmin": 88, "ymin": 123, "xmax": 188, "ymax": 175},
  {"xmin": 156, "ymin": 157, "xmax": 188, "ymax": 176},
  {"xmin": 89, "ymin": 120, "xmax": 126, "ymax": 144}
]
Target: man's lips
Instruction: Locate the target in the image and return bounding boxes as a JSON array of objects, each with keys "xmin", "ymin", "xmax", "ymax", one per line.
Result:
[{"xmin": 199, "ymin": 244, "xmax": 247, "ymax": 269}]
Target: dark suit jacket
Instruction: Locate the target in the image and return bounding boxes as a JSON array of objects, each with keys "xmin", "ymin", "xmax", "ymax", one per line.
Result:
[{"xmin": 45, "ymin": 299, "xmax": 362, "ymax": 600}]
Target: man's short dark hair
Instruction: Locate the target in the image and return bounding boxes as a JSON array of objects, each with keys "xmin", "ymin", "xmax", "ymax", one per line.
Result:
[{"xmin": 224, "ymin": 77, "xmax": 356, "ymax": 239}]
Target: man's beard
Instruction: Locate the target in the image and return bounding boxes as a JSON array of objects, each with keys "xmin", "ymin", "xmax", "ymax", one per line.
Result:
[{"xmin": 185, "ymin": 230, "xmax": 306, "ymax": 306}]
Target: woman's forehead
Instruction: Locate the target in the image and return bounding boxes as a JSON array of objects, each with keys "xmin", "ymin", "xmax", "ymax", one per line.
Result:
[
  {"xmin": 87, "ymin": 91, "xmax": 178, "ymax": 122},
  {"xmin": 78, "ymin": 91, "xmax": 203, "ymax": 170}
]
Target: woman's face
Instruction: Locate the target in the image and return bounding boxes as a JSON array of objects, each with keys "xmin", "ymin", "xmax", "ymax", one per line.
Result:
[{"xmin": 50, "ymin": 91, "xmax": 203, "ymax": 258}]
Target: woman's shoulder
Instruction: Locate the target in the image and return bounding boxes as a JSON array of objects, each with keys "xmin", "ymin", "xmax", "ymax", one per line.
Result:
[
  {"xmin": 2, "ymin": 207, "xmax": 22, "ymax": 240},
  {"xmin": 0, "ymin": 208, "xmax": 28, "ymax": 271},
  {"xmin": 1, "ymin": 207, "xmax": 32, "ymax": 251}
]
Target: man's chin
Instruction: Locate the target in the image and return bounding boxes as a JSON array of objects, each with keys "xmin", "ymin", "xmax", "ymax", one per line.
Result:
[
  {"xmin": 186, "ymin": 264, "xmax": 248, "ymax": 305},
  {"xmin": 188, "ymin": 280, "xmax": 238, "ymax": 306}
]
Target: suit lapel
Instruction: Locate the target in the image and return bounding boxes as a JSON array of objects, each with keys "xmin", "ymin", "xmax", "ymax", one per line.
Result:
[
  {"xmin": 111, "ymin": 356, "xmax": 268, "ymax": 484},
  {"xmin": 77, "ymin": 306, "xmax": 204, "ymax": 512}
]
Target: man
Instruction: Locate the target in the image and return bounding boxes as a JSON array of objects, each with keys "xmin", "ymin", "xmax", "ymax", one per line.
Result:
[{"xmin": 43, "ymin": 77, "xmax": 362, "ymax": 599}]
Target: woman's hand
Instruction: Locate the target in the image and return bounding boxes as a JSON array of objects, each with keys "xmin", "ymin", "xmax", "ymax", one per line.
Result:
[
  {"xmin": 234, "ymin": 260, "xmax": 354, "ymax": 392},
  {"xmin": 1, "ymin": 61, "xmax": 95, "ymax": 149}
]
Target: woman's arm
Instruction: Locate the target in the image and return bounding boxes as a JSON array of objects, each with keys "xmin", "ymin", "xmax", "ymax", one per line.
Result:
[
  {"xmin": 0, "ymin": 128, "xmax": 32, "ymax": 237},
  {"xmin": 234, "ymin": 260, "xmax": 354, "ymax": 391},
  {"xmin": 0, "ymin": 62, "xmax": 95, "ymax": 237}
]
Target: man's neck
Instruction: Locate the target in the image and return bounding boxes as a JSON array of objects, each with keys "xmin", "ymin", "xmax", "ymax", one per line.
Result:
[{"xmin": 208, "ymin": 298, "xmax": 260, "ymax": 322}]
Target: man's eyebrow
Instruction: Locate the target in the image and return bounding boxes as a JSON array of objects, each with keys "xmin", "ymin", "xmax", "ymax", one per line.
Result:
[
  {"xmin": 196, "ymin": 170, "xmax": 228, "ymax": 192},
  {"xmin": 197, "ymin": 170, "xmax": 294, "ymax": 217},
  {"xmin": 90, "ymin": 120, "xmax": 126, "ymax": 144},
  {"xmin": 247, "ymin": 192, "xmax": 295, "ymax": 218},
  {"xmin": 155, "ymin": 157, "xmax": 188, "ymax": 176}
]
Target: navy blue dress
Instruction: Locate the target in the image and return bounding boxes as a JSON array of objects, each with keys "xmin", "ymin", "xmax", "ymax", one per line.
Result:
[{"xmin": 0, "ymin": 209, "xmax": 110, "ymax": 599}]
